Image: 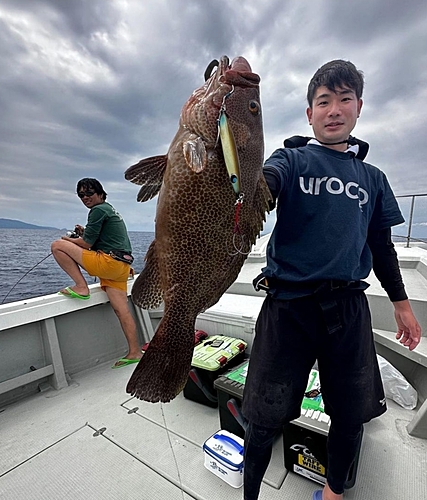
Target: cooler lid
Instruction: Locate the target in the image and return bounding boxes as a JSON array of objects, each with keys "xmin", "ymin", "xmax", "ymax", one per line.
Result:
[
  {"xmin": 203, "ymin": 430, "xmax": 244, "ymax": 470},
  {"xmin": 191, "ymin": 335, "xmax": 247, "ymax": 371}
]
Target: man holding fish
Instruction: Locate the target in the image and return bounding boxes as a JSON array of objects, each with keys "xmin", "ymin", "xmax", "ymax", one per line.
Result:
[
  {"xmin": 124, "ymin": 55, "xmax": 420, "ymax": 499},
  {"xmin": 241, "ymin": 60, "xmax": 421, "ymax": 500}
]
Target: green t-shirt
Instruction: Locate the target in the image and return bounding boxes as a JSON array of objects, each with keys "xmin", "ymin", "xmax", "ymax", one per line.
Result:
[{"xmin": 83, "ymin": 202, "xmax": 132, "ymax": 254}]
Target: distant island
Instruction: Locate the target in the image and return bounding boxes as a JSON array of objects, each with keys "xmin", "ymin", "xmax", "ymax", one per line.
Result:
[{"xmin": 0, "ymin": 218, "xmax": 60, "ymax": 230}]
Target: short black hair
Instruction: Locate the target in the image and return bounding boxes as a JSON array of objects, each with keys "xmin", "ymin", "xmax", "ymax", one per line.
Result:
[
  {"xmin": 307, "ymin": 60, "xmax": 364, "ymax": 107},
  {"xmin": 76, "ymin": 178, "xmax": 107, "ymax": 200}
]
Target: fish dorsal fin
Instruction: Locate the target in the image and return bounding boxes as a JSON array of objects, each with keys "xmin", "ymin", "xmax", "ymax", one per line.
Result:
[
  {"xmin": 183, "ymin": 136, "xmax": 207, "ymax": 173},
  {"xmin": 125, "ymin": 155, "xmax": 168, "ymax": 202}
]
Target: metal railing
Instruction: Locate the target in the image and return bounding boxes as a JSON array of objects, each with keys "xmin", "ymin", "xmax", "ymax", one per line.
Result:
[{"xmin": 394, "ymin": 193, "xmax": 427, "ymax": 247}]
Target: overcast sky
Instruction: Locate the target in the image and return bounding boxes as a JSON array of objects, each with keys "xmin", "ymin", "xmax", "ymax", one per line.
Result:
[{"xmin": 1, "ymin": 0, "xmax": 427, "ymax": 235}]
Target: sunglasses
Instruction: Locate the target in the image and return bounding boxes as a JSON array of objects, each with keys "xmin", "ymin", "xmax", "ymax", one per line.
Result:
[{"xmin": 77, "ymin": 190, "xmax": 96, "ymax": 199}]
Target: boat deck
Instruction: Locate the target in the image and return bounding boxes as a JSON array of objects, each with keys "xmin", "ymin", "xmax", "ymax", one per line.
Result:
[{"xmin": 1, "ymin": 359, "xmax": 426, "ymax": 500}]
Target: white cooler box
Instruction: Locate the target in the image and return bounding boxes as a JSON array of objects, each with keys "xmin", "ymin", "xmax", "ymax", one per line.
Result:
[
  {"xmin": 203, "ymin": 430, "xmax": 244, "ymax": 488},
  {"xmin": 196, "ymin": 293, "xmax": 264, "ymax": 355}
]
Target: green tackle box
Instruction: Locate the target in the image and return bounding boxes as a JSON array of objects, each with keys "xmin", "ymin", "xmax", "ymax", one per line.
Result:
[{"xmin": 183, "ymin": 335, "xmax": 247, "ymax": 408}]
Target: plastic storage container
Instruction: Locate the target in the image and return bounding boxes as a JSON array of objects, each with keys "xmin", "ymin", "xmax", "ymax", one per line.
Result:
[
  {"xmin": 183, "ymin": 335, "xmax": 247, "ymax": 407},
  {"xmin": 214, "ymin": 361, "xmax": 248, "ymax": 438},
  {"xmin": 203, "ymin": 430, "xmax": 244, "ymax": 488}
]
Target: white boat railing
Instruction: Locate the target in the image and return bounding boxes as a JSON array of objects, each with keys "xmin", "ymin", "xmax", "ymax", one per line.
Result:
[
  {"xmin": 0, "ymin": 278, "xmax": 154, "ymax": 404},
  {"xmin": 394, "ymin": 193, "xmax": 427, "ymax": 247}
]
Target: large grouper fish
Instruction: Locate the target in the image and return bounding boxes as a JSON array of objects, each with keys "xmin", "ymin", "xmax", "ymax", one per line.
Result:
[{"xmin": 125, "ymin": 55, "xmax": 272, "ymax": 403}]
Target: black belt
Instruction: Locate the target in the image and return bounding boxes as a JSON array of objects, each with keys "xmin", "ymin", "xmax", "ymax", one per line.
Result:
[
  {"xmin": 253, "ymin": 274, "xmax": 359, "ymax": 294},
  {"xmin": 253, "ymin": 276, "xmax": 360, "ymax": 335},
  {"xmin": 313, "ymin": 280, "xmax": 359, "ymax": 294},
  {"xmin": 109, "ymin": 250, "xmax": 134, "ymax": 265}
]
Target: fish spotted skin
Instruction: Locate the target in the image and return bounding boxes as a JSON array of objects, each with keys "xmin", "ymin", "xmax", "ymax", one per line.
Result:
[{"xmin": 125, "ymin": 56, "xmax": 271, "ymax": 403}]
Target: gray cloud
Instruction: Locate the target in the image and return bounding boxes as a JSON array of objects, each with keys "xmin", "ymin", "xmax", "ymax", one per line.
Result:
[{"xmin": 0, "ymin": 0, "xmax": 426, "ymax": 235}]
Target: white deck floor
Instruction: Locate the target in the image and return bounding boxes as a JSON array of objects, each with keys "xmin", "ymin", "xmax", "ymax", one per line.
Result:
[{"xmin": 1, "ymin": 359, "xmax": 426, "ymax": 500}]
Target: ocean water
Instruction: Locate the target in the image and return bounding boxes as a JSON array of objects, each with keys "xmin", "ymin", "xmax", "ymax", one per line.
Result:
[
  {"xmin": 2, "ymin": 220, "xmax": 426, "ymax": 306},
  {"xmin": 0, "ymin": 229, "xmax": 154, "ymax": 305}
]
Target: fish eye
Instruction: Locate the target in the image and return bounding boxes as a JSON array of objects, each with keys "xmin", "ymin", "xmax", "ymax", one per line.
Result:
[{"xmin": 249, "ymin": 100, "xmax": 260, "ymax": 115}]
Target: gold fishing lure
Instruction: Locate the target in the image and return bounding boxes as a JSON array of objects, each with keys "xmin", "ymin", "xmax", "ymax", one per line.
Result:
[
  {"xmin": 217, "ymin": 85, "xmax": 250, "ymax": 256},
  {"xmin": 218, "ymin": 86, "xmax": 241, "ymax": 197}
]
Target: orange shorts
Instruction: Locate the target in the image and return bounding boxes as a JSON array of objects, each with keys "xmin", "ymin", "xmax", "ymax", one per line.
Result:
[{"xmin": 82, "ymin": 250, "xmax": 131, "ymax": 292}]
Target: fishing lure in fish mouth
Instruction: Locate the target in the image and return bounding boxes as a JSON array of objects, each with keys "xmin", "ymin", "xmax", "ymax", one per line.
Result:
[
  {"xmin": 217, "ymin": 85, "xmax": 242, "ymax": 198},
  {"xmin": 216, "ymin": 87, "xmax": 251, "ymax": 256}
]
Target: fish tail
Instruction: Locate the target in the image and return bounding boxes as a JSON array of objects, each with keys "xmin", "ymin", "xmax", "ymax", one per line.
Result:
[{"xmin": 126, "ymin": 315, "xmax": 195, "ymax": 403}]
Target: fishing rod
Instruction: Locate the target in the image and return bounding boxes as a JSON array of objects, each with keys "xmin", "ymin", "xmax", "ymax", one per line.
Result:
[
  {"xmin": 1, "ymin": 252, "xmax": 53, "ymax": 305},
  {"xmin": 0, "ymin": 229, "xmax": 103, "ymax": 305}
]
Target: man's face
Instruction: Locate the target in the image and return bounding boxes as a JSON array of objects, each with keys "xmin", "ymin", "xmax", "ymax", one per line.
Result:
[
  {"xmin": 77, "ymin": 188, "xmax": 104, "ymax": 209},
  {"xmin": 306, "ymin": 85, "xmax": 363, "ymax": 149}
]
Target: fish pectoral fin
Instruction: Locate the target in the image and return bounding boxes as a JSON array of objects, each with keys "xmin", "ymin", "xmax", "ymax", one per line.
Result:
[
  {"xmin": 183, "ymin": 137, "xmax": 207, "ymax": 173},
  {"xmin": 124, "ymin": 155, "xmax": 168, "ymax": 202}
]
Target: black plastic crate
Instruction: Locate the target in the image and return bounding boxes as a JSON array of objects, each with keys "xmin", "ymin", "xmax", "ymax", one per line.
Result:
[
  {"xmin": 214, "ymin": 361, "xmax": 248, "ymax": 437},
  {"xmin": 283, "ymin": 421, "xmax": 363, "ymax": 489}
]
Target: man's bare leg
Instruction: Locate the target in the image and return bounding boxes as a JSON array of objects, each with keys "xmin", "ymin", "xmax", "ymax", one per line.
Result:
[
  {"xmin": 318, "ymin": 483, "xmax": 343, "ymax": 500},
  {"xmin": 105, "ymin": 286, "xmax": 142, "ymax": 361},
  {"xmin": 51, "ymin": 240, "xmax": 89, "ymax": 296}
]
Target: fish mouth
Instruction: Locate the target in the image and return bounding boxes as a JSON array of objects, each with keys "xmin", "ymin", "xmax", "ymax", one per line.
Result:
[
  {"xmin": 208, "ymin": 56, "xmax": 260, "ymax": 88},
  {"xmin": 181, "ymin": 56, "xmax": 260, "ymax": 142}
]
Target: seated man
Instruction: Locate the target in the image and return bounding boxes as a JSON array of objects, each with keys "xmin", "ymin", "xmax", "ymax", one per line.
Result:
[{"xmin": 51, "ymin": 178, "xmax": 142, "ymax": 368}]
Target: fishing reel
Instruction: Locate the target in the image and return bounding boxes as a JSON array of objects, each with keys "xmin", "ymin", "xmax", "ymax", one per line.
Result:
[{"xmin": 65, "ymin": 230, "xmax": 79, "ymax": 238}]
